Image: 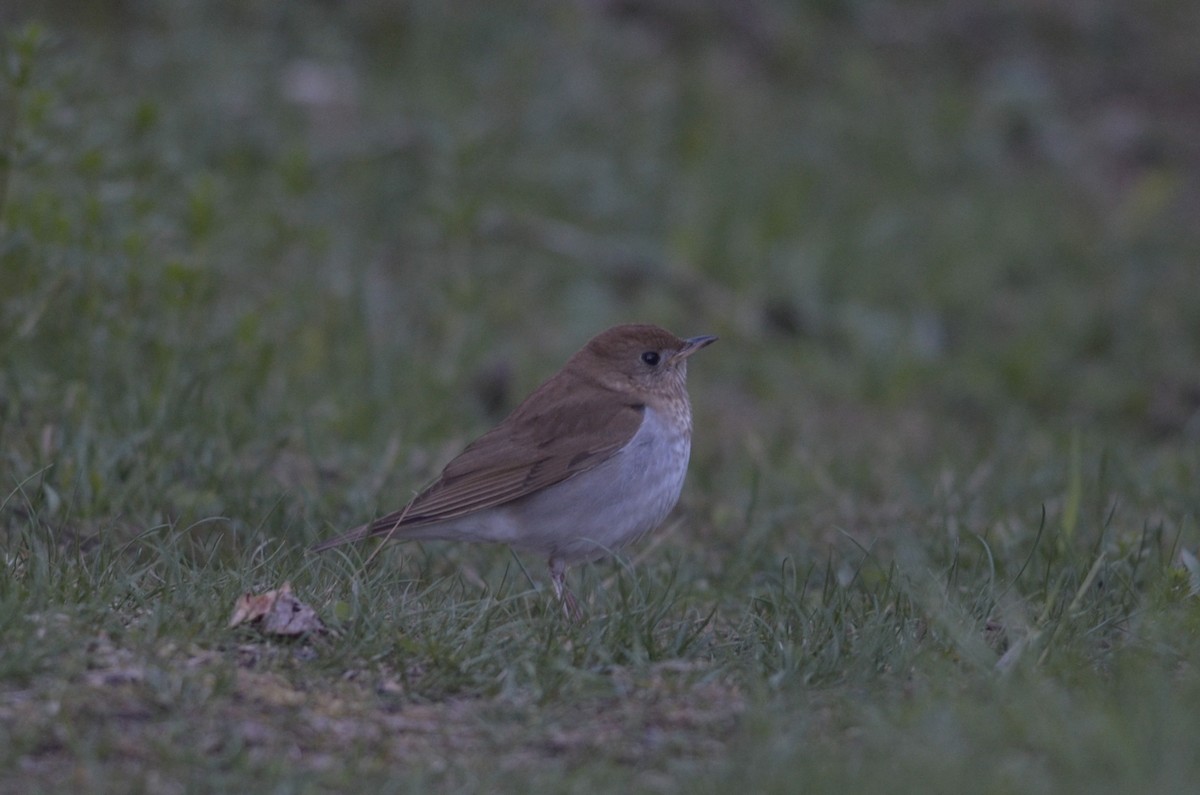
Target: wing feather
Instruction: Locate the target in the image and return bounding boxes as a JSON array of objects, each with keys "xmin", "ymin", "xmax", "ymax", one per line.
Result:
[{"xmin": 311, "ymin": 373, "xmax": 643, "ymax": 551}]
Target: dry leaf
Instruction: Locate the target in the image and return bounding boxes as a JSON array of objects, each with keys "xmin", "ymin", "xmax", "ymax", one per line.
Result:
[{"xmin": 228, "ymin": 582, "xmax": 326, "ymax": 636}]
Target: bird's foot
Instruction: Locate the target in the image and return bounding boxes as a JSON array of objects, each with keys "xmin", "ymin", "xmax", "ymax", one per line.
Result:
[{"xmin": 550, "ymin": 563, "xmax": 584, "ymax": 623}]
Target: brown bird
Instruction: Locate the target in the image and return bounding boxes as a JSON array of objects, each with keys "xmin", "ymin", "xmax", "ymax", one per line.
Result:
[{"xmin": 311, "ymin": 323, "xmax": 717, "ymax": 616}]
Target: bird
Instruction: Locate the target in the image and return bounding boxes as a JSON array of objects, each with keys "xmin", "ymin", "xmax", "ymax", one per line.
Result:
[{"xmin": 311, "ymin": 323, "xmax": 717, "ymax": 618}]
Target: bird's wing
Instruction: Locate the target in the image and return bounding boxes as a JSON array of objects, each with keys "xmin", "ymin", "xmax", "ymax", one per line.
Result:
[{"xmin": 310, "ymin": 383, "xmax": 644, "ymax": 551}]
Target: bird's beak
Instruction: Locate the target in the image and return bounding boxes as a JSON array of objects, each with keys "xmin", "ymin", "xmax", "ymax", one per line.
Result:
[{"xmin": 672, "ymin": 334, "xmax": 718, "ymax": 362}]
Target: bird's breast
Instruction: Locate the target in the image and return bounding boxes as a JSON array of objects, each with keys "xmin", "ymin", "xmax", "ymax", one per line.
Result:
[{"xmin": 502, "ymin": 403, "xmax": 693, "ymax": 562}]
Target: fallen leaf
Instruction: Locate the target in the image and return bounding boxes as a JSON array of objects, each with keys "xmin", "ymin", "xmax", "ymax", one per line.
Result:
[{"xmin": 229, "ymin": 582, "xmax": 326, "ymax": 636}]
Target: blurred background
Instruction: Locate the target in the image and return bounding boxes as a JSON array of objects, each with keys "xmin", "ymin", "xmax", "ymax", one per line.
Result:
[{"xmin": 2, "ymin": 0, "xmax": 1199, "ymax": 546}]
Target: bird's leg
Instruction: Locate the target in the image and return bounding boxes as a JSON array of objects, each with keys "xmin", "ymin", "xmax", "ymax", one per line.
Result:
[{"xmin": 549, "ymin": 559, "xmax": 582, "ymax": 622}]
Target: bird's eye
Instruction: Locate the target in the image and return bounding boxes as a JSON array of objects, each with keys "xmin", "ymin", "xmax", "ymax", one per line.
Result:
[{"xmin": 641, "ymin": 351, "xmax": 661, "ymax": 366}]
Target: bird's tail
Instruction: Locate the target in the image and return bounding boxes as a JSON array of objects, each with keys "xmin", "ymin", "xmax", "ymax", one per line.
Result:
[
  {"xmin": 308, "ymin": 522, "xmax": 375, "ymax": 552},
  {"xmin": 309, "ymin": 505, "xmax": 414, "ymax": 553}
]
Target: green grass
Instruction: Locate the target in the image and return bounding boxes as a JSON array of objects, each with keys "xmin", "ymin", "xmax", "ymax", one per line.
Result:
[{"xmin": 3, "ymin": 2, "xmax": 1200, "ymax": 792}]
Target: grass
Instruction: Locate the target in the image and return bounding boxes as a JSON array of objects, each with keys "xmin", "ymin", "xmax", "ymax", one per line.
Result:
[{"xmin": 2, "ymin": 1, "xmax": 1200, "ymax": 792}]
